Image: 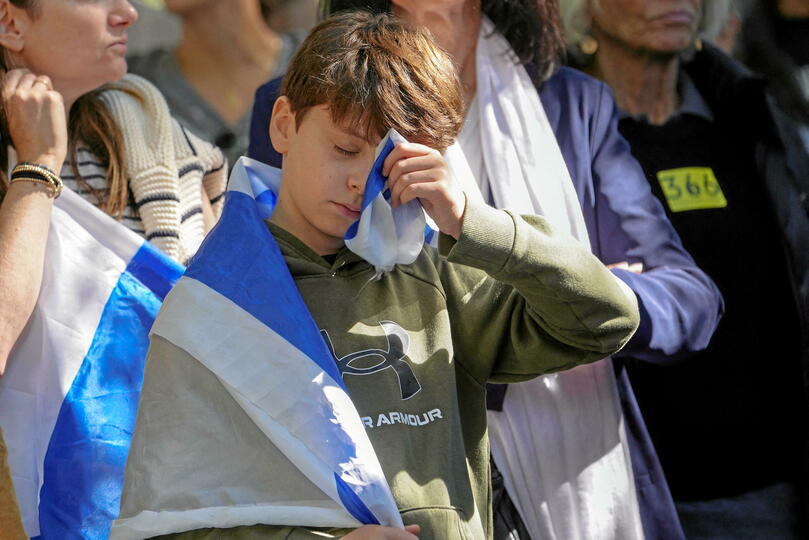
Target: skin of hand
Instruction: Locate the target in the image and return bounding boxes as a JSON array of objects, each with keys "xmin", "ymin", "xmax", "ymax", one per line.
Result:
[
  {"xmin": 0, "ymin": 67, "xmax": 69, "ymax": 373},
  {"xmin": 607, "ymin": 261, "xmax": 644, "ymax": 274},
  {"xmin": 382, "ymin": 142, "xmax": 466, "ymax": 240},
  {"xmin": 2, "ymin": 68, "xmax": 68, "ymax": 172},
  {"xmin": 342, "ymin": 524, "xmax": 421, "ymax": 539}
]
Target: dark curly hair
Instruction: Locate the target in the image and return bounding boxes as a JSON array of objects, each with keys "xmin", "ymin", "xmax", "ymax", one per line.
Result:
[{"xmin": 322, "ymin": 0, "xmax": 565, "ymax": 81}]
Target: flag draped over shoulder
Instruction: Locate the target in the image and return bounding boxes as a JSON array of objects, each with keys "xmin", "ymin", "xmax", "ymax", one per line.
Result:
[
  {"xmin": 111, "ymin": 157, "xmax": 402, "ymax": 539},
  {"xmin": 0, "ymin": 188, "xmax": 184, "ymax": 539}
]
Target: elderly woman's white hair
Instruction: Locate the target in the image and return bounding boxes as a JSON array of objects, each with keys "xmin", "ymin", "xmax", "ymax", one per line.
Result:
[{"xmin": 559, "ymin": 0, "xmax": 740, "ymax": 48}]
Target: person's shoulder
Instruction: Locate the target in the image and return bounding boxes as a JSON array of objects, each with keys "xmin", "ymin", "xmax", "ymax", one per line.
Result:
[
  {"xmin": 536, "ymin": 66, "xmax": 618, "ymax": 149},
  {"xmin": 542, "ymin": 66, "xmax": 603, "ymax": 90},
  {"xmin": 172, "ymin": 119, "xmax": 227, "ymax": 170},
  {"xmin": 255, "ymin": 76, "xmax": 285, "ymax": 101},
  {"xmin": 539, "ymin": 66, "xmax": 609, "ymax": 104},
  {"xmin": 126, "ymin": 48, "xmax": 173, "ymax": 79},
  {"xmin": 538, "ymin": 66, "xmax": 616, "ymax": 134},
  {"xmin": 96, "ymin": 73, "xmax": 167, "ymax": 131}
]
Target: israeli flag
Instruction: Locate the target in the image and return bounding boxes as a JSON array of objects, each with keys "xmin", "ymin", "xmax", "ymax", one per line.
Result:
[
  {"xmin": 111, "ymin": 157, "xmax": 402, "ymax": 539},
  {"xmin": 0, "ymin": 188, "xmax": 183, "ymax": 539}
]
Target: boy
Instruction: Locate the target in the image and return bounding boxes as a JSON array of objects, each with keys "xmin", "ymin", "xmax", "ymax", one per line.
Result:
[{"xmin": 115, "ymin": 11, "xmax": 639, "ymax": 540}]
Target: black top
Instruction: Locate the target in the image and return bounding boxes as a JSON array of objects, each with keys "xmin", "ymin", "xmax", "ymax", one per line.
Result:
[
  {"xmin": 773, "ymin": 15, "xmax": 809, "ymax": 67},
  {"xmin": 619, "ymin": 111, "xmax": 804, "ymax": 500}
]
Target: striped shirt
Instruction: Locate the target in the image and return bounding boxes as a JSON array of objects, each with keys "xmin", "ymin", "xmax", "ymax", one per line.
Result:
[
  {"xmin": 61, "ymin": 147, "xmax": 146, "ymax": 236},
  {"xmin": 60, "ymin": 129, "xmax": 227, "ymax": 246}
]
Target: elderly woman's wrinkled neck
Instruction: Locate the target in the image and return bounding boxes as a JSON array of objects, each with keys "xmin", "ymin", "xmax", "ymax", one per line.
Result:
[
  {"xmin": 586, "ymin": 0, "xmax": 700, "ymax": 125},
  {"xmin": 588, "ymin": 46, "xmax": 682, "ymax": 125}
]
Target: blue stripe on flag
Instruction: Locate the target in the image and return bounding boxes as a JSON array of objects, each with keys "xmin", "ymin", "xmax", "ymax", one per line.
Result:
[
  {"xmin": 185, "ymin": 191, "xmax": 346, "ymax": 389},
  {"xmin": 345, "ymin": 137, "xmax": 395, "ymax": 241},
  {"xmin": 36, "ymin": 246, "xmax": 180, "ymax": 539},
  {"xmin": 424, "ymin": 226, "xmax": 435, "ymax": 245},
  {"xmin": 334, "ymin": 473, "xmax": 381, "ymax": 526},
  {"xmin": 126, "ymin": 242, "xmax": 184, "ymax": 300},
  {"xmin": 255, "ymin": 188, "xmax": 278, "ymax": 220}
]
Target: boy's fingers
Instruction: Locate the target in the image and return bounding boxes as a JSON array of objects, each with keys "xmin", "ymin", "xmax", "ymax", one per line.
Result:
[
  {"xmin": 398, "ymin": 180, "xmax": 441, "ymax": 207},
  {"xmin": 386, "ymin": 155, "xmax": 438, "ymax": 184},
  {"xmin": 389, "ymin": 170, "xmax": 434, "ymax": 207},
  {"xmin": 382, "ymin": 143, "xmax": 438, "ymax": 176},
  {"xmin": 389, "ymin": 526, "xmax": 420, "ymax": 539}
]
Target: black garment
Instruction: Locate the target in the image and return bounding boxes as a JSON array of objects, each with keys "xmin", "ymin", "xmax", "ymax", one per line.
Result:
[
  {"xmin": 491, "ymin": 458, "xmax": 530, "ymax": 540},
  {"xmin": 737, "ymin": 0, "xmax": 809, "ymax": 124},
  {"xmin": 772, "ymin": 15, "xmax": 809, "ymax": 67},
  {"xmin": 620, "ymin": 111, "xmax": 803, "ymax": 499},
  {"xmin": 622, "ymin": 43, "xmax": 809, "ymax": 515}
]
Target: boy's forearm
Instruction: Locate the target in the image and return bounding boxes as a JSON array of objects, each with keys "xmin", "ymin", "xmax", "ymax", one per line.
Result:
[{"xmin": 441, "ymin": 200, "xmax": 640, "ymax": 358}]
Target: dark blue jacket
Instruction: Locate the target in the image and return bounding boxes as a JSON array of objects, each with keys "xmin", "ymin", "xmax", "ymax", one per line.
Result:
[{"xmin": 248, "ymin": 67, "xmax": 724, "ymax": 540}]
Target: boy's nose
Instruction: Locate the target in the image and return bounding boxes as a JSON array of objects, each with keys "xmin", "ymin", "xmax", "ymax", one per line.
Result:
[{"xmin": 347, "ymin": 171, "xmax": 367, "ymax": 196}]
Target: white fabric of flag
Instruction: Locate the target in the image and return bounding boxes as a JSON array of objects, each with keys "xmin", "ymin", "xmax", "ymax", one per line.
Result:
[
  {"xmin": 0, "ymin": 188, "xmax": 184, "ymax": 539},
  {"xmin": 111, "ymin": 156, "xmax": 402, "ymax": 539}
]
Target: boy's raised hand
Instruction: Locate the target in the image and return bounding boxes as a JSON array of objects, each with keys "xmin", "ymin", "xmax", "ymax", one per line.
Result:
[
  {"xmin": 343, "ymin": 524, "xmax": 420, "ymax": 539},
  {"xmin": 383, "ymin": 143, "xmax": 466, "ymax": 240}
]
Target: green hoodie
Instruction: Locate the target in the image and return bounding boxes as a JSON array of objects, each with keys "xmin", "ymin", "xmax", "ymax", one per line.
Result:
[{"xmin": 155, "ymin": 200, "xmax": 639, "ymax": 540}]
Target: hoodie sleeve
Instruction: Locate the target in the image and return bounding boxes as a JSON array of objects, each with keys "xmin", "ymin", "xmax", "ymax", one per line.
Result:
[{"xmin": 437, "ymin": 198, "xmax": 640, "ymax": 384}]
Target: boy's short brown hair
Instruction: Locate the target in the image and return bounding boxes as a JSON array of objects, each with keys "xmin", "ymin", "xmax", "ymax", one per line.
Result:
[{"xmin": 281, "ymin": 10, "xmax": 463, "ymax": 151}]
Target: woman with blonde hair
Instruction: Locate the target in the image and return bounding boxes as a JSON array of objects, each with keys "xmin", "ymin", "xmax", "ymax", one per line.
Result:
[
  {"xmin": 0, "ymin": 0, "xmax": 226, "ymax": 370},
  {"xmin": 0, "ymin": 0, "xmax": 226, "ymax": 536}
]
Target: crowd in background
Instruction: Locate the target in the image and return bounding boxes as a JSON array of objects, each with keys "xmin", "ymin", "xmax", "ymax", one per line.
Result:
[{"xmin": 0, "ymin": 0, "xmax": 808, "ymax": 539}]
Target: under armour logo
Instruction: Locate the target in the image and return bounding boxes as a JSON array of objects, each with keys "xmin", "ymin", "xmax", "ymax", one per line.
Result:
[{"xmin": 321, "ymin": 321, "xmax": 422, "ymax": 400}]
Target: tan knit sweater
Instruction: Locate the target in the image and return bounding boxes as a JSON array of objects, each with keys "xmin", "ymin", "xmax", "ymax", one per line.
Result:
[{"xmin": 99, "ymin": 74, "xmax": 227, "ymax": 263}]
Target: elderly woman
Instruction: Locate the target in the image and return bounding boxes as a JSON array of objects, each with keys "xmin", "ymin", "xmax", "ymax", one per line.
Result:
[
  {"xmin": 128, "ymin": 0, "xmax": 307, "ymax": 167},
  {"xmin": 561, "ymin": 0, "xmax": 809, "ymax": 537},
  {"xmin": 249, "ymin": 1, "xmax": 723, "ymax": 539},
  {"xmin": 0, "ymin": 0, "xmax": 226, "ymax": 536}
]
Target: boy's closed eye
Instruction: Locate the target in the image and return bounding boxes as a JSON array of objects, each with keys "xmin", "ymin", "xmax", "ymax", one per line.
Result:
[{"xmin": 334, "ymin": 144, "xmax": 360, "ymax": 156}]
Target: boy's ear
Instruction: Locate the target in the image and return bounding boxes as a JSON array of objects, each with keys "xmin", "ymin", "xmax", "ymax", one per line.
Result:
[
  {"xmin": 0, "ymin": 1, "xmax": 27, "ymax": 55},
  {"xmin": 269, "ymin": 96, "xmax": 296, "ymax": 156}
]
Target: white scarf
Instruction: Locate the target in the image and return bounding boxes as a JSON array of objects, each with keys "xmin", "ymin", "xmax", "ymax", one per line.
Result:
[{"xmin": 444, "ymin": 18, "xmax": 644, "ymax": 540}]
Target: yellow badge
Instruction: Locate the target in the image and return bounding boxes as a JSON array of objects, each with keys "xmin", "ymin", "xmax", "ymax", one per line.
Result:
[{"xmin": 656, "ymin": 167, "xmax": 727, "ymax": 213}]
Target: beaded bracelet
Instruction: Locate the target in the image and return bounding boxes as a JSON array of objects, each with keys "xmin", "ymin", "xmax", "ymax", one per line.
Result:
[{"xmin": 10, "ymin": 162, "xmax": 63, "ymax": 198}]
